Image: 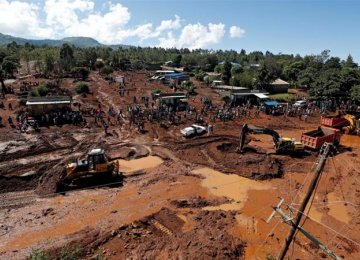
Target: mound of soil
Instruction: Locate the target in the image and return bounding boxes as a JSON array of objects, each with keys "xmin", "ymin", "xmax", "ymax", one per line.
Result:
[
  {"xmin": 0, "ymin": 175, "xmax": 39, "ymax": 193},
  {"xmin": 36, "ymin": 164, "xmax": 66, "ymax": 196},
  {"xmin": 0, "ymin": 162, "xmax": 57, "ymax": 193},
  {"xmin": 93, "ymin": 208, "xmax": 245, "ymax": 259},
  {"xmin": 171, "ymin": 196, "xmax": 230, "ymax": 208},
  {"xmin": 170, "ymin": 137, "xmax": 283, "ymax": 179}
]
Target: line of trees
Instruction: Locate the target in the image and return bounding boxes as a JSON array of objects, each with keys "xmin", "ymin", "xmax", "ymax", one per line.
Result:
[{"xmin": 0, "ymin": 41, "xmax": 359, "ymax": 102}]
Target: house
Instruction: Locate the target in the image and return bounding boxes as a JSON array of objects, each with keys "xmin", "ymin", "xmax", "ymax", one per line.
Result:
[
  {"xmin": 156, "ymin": 92, "xmax": 188, "ymax": 110},
  {"xmin": 230, "ymin": 89, "xmax": 269, "ymax": 105},
  {"xmin": 164, "ymin": 73, "xmax": 190, "ymax": 85},
  {"xmin": 26, "ymin": 96, "xmax": 72, "ymax": 116},
  {"xmin": 269, "ymin": 78, "xmax": 290, "ymax": 93}
]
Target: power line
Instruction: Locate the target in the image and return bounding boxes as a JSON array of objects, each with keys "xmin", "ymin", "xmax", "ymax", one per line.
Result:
[{"xmin": 287, "ymin": 204, "xmax": 360, "ymax": 248}]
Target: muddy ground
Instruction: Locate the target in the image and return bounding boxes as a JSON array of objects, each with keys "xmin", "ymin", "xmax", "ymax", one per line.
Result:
[{"xmin": 0, "ymin": 71, "xmax": 359, "ymax": 259}]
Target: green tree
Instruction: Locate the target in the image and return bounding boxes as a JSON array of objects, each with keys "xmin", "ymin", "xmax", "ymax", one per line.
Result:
[
  {"xmin": 351, "ymin": 85, "xmax": 360, "ymax": 102},
  {"xmin": 173, "ymin": 54, "xmax": 182, "ymax": 67},
  {"xmin": 344, "ymin": 54, "xmax": 358, "ymax": 68},
  {"xmin": 230, "ymin": 65, "xmax": 243, "ymax": 76},
  {"xmin": 283, "ymin": 61, "xmax": 305, "ymax": 82},
  {"xmin": 100, "ymin": 66, "xmax": 114, "ymax": 76},
  {"xmin": 44, "ymin": 53, "xmax": 56, "ymax": 76},
  {"xmin": 37, "ymin": 83, "xmax": 49, "ymax": 96},
  {"xmin": 180, "ymin": 80, "xmax": 195, "ymax": 94},
  {"xmin": 59, "ymin": 43, "xmax": 74, "ymax": 73},
  {"xmin": 72, "ymin": 67, "xmax": 89, "ymax": 81},
  {"xmin": 1, "ymin": 58, "xmax": 18, "ymax": 77},
  {"xmin": 75, "ymin": 82, "xmax": 90, "ymax": 94},
  {"xmin": 297, "ymin": 67, "xmax": 317, "ymax": 88},
  {"xmin": 231, "ymin": 72, "xmax": 254, "ymax": 89},
  {"xmin": 221, "ymin": 60, "xmax": 232, "ymax": 85},
  {"xmin": 323, "ymin": 57, "xmax": 341, "ymax": 70},
  {"xmin": 310, "ymin": 69, "xmax": 342, "ymax": 99},
  {"xmin": 341, "ymin": 68, "xmax": 360, "ymax": 92}
]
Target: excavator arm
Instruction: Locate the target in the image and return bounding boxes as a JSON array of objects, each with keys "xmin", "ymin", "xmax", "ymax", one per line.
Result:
[{"xmin": 239, "ymin": 124, "xmax": 281, "ymax": 152}]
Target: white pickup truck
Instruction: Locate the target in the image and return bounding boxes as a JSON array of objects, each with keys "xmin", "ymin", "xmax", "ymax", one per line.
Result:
[{"xmin": 180, "ymin": 124, "xmax": 207, "ymax": 137}]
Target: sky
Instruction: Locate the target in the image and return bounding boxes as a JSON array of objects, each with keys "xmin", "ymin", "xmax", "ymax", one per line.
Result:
[{"xmin": 0, "ymin": 0, "xmax": 359, "ymax": 61}]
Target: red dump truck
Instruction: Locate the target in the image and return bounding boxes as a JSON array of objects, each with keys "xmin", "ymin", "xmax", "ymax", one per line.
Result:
[
  {"xmin": 301, "ymin": 126, "xmax": 341, "ymax": 149},
  {"xmin": 320, "ymin": 115, "xmax": 349, "ymax": 128}
]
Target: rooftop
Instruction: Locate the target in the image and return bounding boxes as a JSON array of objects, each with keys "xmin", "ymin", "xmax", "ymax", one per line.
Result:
[
  {"xmin": 271, "ymin": 78, "xmax": 289, "ymax": 85},
  {"xmin": 26, "ymin": 96, "xmax": 71, "ymax": 105}
]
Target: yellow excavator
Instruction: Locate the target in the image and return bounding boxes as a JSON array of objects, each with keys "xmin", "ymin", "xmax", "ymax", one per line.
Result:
[
  {"xmin": 342, "ymin": 114, "xmax": 360, "ymax": 135},
  {"xmin": 59, "ymin": 148, "xmax": 121, "ymax": 188},
  {"xmin": 239, "ymin": 124, "xmax": 304, "ymax": 154}
]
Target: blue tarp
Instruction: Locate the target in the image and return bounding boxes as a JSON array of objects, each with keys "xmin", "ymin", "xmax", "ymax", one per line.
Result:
[
  {"xmin": 263, "ymin": 101, "xmax": 279, "ymax": 106},
  {"xmin": 165, "ymin": 73, "xmax": 190, "ymax": 80}
]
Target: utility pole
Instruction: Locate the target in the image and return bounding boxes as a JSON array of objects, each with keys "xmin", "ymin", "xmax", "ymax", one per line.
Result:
[
  {"xmin": 267, "ymin": 199, "xmax": 342, "ymax": 260},
  {"xmin": 278, "ymin": 142, "xmax": 334, "ymax": 260}
]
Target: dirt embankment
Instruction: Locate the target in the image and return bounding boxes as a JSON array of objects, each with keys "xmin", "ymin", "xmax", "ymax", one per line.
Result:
[{"xmin": 91, "ymin": 208, "xmax": 245, "ymax": 259}]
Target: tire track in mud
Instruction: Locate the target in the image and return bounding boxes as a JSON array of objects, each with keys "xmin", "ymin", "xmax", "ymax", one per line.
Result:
[{"xmin": 0, "ymin": 191, "xmax": 38, "ymax": 210}]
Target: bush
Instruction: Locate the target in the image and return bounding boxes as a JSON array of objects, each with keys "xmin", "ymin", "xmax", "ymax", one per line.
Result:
[
  {"xmin": 100, "ymin": 66, "xmax": 113, "ymax": 76},
  {"xmin": 29, "ymin": 250, "xmax": 49, "ymax": 260},
  {"xmin": 72, "ymin": 67, "xmax": 89, "ymax": 80},
  {"xmin": 29, "ymin": 90, "xmax": 39, "ymax": 97},
  {"xmin": 60, "ymin": 246, "xmax": 81, "ymax": 260},
  {"xmin": 95, "ymin": 60, "xmax": 104, "ymax": 69},
  {"xmin": 37, "ymin": 83, "xmax": 49, "ymax": 97},
  {"xmin": 19, "ymin": 98, "xmax": 27, "ymax": 106},
  {"xmin": 151, "ymin": 88, "xmax": 162, "ymax": 95},
  {"xmin": 75, "ymin": 82, "xmax": 90, "ymax": 94}
]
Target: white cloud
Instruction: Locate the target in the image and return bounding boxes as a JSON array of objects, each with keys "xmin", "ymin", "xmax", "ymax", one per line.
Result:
[
  {"xmin": 0, "ymin": 0, "xmax": 52, "ymax": 38},
  {"xmin": 229, "ymin": 26, "xmax": 245, "ymax": 38},
  {"xmin": 158, "ymin": 23, "xmax": 225, "ymax": 49},
  {"xmin": 0, "ymin": 0, "xmax": 241, "ymax": 48},
  {"xmin": 155, "ymin": 15, "xmax": 181, "ymax": 34},
  {"xmin": 158, "ymin": 32, "xmax": 178, "ymax": 49}
]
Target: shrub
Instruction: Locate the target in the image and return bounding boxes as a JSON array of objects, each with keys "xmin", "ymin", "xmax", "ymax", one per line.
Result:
[
  {"xmin": 100, "ymin": 66, "xmax": 113, "ymax": 76},
  {"xmin": 60, "ymin": 246, "xmax": 81, "ymax": 260},
  {"xmin": 75, "ymin": 82, "xmax": 90, "ymax": 94},
  {"xmin": 19, "ymin": 98, "xmax": 27, "ymax": 106},
  {"xmin": 95, "ymin": 60, "xmax": 104, "ymax": 69},
  {"xmin": 151, "ymin": 88, "xmax": 162, "ymax": 95},
  {"xmin": 29, "ymin": 91, "xmax": 39, "ymax": 97},
  {"xmin": 37, "ymin": 83, "xmax": 49, "ymax": 97},
  {"xmin": 29, "ymin": 250, "xmax": 49, "ymax": 260}
]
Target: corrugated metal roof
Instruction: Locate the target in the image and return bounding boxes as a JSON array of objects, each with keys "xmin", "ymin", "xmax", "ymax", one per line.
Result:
[
  {"xmin": 254, "ymin": 93, "xmax": 269, "ymax": 99},
  {"xmin": 26, "ymin": 100, "xmax": 71, "ymax": 105}
]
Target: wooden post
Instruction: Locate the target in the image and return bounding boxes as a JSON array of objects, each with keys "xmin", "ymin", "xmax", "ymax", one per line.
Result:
[{"xmin": 278, "ymin": 142, "xmax": 334, "ymax": 260}]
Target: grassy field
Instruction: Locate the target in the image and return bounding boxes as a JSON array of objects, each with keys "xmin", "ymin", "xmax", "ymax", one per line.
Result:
[{"xmin": 268, "ymin": 93, "xmax": 294, "ymax": 102}]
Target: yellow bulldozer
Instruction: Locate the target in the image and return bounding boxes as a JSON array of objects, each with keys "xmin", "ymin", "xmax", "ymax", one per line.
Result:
[{"xmin": 58, "ymin": 148, "xmax": 121, "ymax": 190}]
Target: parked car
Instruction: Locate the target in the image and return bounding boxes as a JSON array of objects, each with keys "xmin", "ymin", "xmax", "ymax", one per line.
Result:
[
  {"xmin": 293, "ymin": 100, "xmax": 307, "ymax": 108},
  {"xmin": 180, "ymin": 124, "xmax": 207, "ymax": 137}
]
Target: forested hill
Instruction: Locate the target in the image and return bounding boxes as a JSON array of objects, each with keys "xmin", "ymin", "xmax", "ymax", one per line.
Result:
[{"xmin": 0, "ymin": 33, "xmax": 131, "ymax": 48}]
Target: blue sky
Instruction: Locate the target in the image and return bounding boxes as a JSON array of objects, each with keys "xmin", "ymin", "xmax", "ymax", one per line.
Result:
[{"xmin": 0, "ymin": 0, "xmax": 359, "ymax": 62}]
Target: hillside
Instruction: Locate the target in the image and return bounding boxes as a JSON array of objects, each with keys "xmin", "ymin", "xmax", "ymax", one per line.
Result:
[{"xmin": 0, "ymin": 33, "xmax": 130, "ymax": 48}]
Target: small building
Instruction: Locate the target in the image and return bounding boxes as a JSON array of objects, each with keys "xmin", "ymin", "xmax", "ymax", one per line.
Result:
[
  {"xmin": 211, "ymin": 80, "xmax": 222, "ymax": 87},
  {"xmin": 269, "ymin": 79, "xmax": 290, "ymax": 93},
  {"xmin": 212, "ymin": 85, "xmax": 248, "ymax": 91},
  {"xmin": 164, "ymin": 73, "xmax": 190, "ymax": 85},
  {"xmin": 115, "ymin": 75, "xmax": 125, "ymax": 85},
  {"xmin": 156, "ymin": 92, "xmax": 188, "ymax": 110},
  {"xmin": 26, "ymin": 96, "xmax": 72, "ymax": 116},
  {"xmin": 230, "ymin": 89, "xmax": 269, "ymax": 105}
]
